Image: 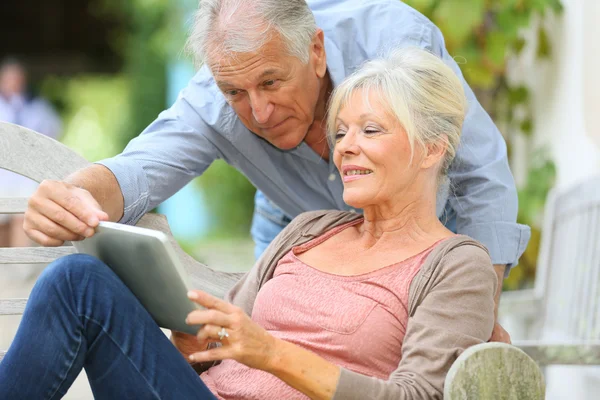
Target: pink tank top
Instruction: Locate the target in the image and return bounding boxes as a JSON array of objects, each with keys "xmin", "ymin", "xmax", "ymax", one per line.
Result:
[{"xmin": 201, "ymin": 219, "xmax": 443, "ymax": 400}]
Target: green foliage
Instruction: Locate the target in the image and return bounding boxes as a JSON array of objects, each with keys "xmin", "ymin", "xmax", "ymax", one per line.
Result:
[
  {"xmin": 505, "ymin": 150, "xmax": 556, "ymax": 290},
  {"xmin": 41, "ymin": 76, "xmax": 130, "ymax": 161},
  {"xmin": 92, "ymin": 0, "xmax": 176, "ymax": 149},
  {"xmin": 195, "ymin": 161, "xmax": 257, "ymax": 238}
]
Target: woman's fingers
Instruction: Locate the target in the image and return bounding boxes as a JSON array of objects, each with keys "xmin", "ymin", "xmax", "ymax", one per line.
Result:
[
  {"xmin": 186, "ymin": 308, "xmax": 231, "ymax": 327},
  {"xmin": 189, "ymin": 346, "xmax": 231, "ymax": 364},
  {"xmin": 187, "ymin": 290, "xmax": 237, "ymax": 314},
  {"xmin": 196, "ymin": 324, "xmax": 229, "ymax": 344}
]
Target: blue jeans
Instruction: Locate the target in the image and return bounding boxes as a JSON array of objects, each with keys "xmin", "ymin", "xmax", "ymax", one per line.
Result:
[
  {"xmin": 251, "ymin": 191, "xmax": 292, "ymax": 260},
  {"xmin": 0, "ymin": 254, "xmax": 217, "ymax": 400}
]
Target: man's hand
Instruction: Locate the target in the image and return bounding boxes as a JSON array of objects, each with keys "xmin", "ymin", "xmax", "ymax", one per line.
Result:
[
  {"xmin": 490, "ymin": 322, "xmax": 511, "ymax": 344},
  {"xmin": 23, "ymin": 180, "xmax": 109, "ymax": 246},
  {"xmin": 490, "ymin": 264, "xmax": 511, "ymax": 344}
]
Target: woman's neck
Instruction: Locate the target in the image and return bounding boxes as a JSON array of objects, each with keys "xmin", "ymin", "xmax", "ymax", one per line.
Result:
[{"xmin": 358, "ymin": 194, "xmax": 448, "ymax": 249}]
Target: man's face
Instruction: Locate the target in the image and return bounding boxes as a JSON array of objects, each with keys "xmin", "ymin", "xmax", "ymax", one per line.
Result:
[
  {"xmin": 208, "ymin": 31, "xmax": 327, "ymax": 150},
  {"xmin": 0, "ymin": 65, "xmax": 26, "ymax": 97}
]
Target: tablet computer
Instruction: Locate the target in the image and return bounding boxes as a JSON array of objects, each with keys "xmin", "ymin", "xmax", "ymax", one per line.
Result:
[{"xmin": 73, "ymin": 221, "xmax": 201, "ymax": 335}]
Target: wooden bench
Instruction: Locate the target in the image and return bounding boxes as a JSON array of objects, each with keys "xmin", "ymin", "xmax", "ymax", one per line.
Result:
[{"xmin": 0, "ymin": 121, "xmax": 545, "ymax": 399}]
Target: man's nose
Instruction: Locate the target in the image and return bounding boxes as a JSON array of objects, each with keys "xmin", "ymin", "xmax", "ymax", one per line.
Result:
[{"xmin": 249, "ymin": 92, "xmax": 274, "ymax": 125}]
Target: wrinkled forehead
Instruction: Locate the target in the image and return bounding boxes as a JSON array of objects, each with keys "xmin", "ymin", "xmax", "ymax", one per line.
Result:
[{"xmin": 208, "ymin": 43, "xmax": 298, "ymax": 86}]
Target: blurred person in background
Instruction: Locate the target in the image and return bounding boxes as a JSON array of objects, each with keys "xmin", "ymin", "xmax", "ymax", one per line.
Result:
[{"xmin": 0, "ymin": 57, "xmax": 61, "ymax": 248}]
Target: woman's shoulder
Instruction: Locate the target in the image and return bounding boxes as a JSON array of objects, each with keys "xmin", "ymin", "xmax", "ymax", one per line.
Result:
[
  {"xmin": 289, "ymin": 210, "xmax": 363, "ymax": 237},
  {"xmin": 420, "ymin": 235, "xmax": 494, "ymax": 283}
]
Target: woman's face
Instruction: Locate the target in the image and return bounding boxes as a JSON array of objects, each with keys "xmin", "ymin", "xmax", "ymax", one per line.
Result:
[{"xmin": 332, "ymin": 89, "xmax": 427, "ymax": 209}]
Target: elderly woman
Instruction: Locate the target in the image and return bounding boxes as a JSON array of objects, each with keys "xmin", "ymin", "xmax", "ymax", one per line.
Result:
[{"xmin": 0, "ymin": 47, "xmax": 496, "ymax": 399}]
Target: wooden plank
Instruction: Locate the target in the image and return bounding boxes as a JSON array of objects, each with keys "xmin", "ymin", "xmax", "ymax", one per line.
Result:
[
  {"xmin": 0, "ymin": 122, "xmax": 90, "ymax": 182},
  {"xmin": 445, "ymin": 342, "xmax": 544, "ymax": 400},
  {"xmin": 515, "ymin": 341, "xmax": 600, "ymax": 366},
  {"xmin": 0, "ymin": 298, "xmax": 27, "ymax": 315},
  {"xmin": 0, "ymin": 197, "xmax": 28, "ymax": 214},
  {"xmin": 0, "ymin": 246, "xmax": 75, "ymax": 264}
]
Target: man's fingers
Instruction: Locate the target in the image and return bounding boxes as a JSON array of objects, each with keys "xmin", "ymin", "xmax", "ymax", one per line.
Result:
[
  {"xmin": 26, "ymin": 209, "xmax": 89, "ymax": 242},
  {"xmin": 32, "ymin": 196, "xmax": 95, "ymax": 238},
  {"xmin": 39, "ymin": 181, "xmax": 106, "ymax": 227},
  {"xmin": 25, "ymin": 229, "xmax": 65, "ymax": 247}
]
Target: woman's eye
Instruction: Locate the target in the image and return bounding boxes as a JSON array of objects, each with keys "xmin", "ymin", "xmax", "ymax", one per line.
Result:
[
  {"xmin": 335, "ymin": 131, "xmax": 346, "ymax": 141},
  {"xmin": 363, "ymin": 127, "xmax": 380, "ymax": 135}
]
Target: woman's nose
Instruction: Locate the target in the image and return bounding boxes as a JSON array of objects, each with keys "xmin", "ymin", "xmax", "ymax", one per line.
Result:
[{"xmin": 335, "ymin": 129, "xmax": 360, "ymax": 155}]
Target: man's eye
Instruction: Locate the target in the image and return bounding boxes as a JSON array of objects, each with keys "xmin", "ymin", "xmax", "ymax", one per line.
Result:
[
  {"xmin": 263, "ymin": 80, "xmax": 276, "ymax": 87},
  {"xmin": 226, "ymin": 90, "xmax": 240, "ymax": 96}
]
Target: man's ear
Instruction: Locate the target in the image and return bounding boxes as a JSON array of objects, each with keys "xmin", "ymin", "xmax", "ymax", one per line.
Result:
[
  {"xmin": 422, "ymin": 136, "xmax": 448, "ymax": 169},
  {"xmin": 311, "ymin": 29, "xmax": 327, "ymax": 78}
]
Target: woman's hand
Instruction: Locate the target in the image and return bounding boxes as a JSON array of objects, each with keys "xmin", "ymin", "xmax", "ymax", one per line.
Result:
[
  {"xmin": 185, "ymin": 290, "xmax": 279, "ymax": 371},
  {"xmin": 170, "ymin": 330, "xmax": 208, "ymax": 361}
]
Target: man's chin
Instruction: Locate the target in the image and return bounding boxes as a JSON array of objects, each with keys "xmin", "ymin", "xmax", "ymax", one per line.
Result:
[{"xmin": 265, "ymin": 132, "xmax": 306, "ymax": 150}]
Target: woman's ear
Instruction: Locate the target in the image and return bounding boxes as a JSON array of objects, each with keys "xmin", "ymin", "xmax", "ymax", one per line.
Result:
[{"xmin": 422, "ymin": 136, "xmax": 448, "ymax": 170}]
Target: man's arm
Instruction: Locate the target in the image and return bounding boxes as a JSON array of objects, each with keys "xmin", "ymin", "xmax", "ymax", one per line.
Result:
[
  {"xmin": 24, "ymin": 67, "xmax": 224, "ymax": 246},
  {"xmin": 65, "ymin": 164, "xmax": 125, "ymax": 222}
]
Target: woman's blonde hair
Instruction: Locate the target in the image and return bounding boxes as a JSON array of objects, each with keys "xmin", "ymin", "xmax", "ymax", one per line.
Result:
[{"xmin": 327, "ymin": 47, "xmax": 468, "ymax": 177}]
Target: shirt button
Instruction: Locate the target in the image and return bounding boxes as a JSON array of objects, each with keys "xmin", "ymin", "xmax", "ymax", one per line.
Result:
[
  {"xmin": 349, "ymin": 209, "xmax": 357, "ymax": 213},
  {"xmin": 328, "ymin": 173, "xmax": 336, "ymax": 181}
]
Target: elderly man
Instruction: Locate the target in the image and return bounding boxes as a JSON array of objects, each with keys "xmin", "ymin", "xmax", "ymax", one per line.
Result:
[{"xmin": 23, "ymin": 0, "xmax": 529, "ymax": 341}]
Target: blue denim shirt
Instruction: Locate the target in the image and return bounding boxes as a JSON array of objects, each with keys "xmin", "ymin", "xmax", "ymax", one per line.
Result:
[{"xmin": 98, "ymin": 0, "xmax": 530, "ymax": 268}]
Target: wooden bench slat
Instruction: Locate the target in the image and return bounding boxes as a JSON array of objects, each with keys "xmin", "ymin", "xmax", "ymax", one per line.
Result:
[
  {"xmin": 0, "ymin": 197, "xmax": 28, "ymax": 214},
  {"xmin": 0, "ymin": 298, "xmax": 27, "ymax": 315},
  {"xmin": 0, "ymin": 246, "xmax": 75, "ymax": 264},
  {"xmin": 515, "ymin": 341, "xmax": 600, "ymax": 366}
]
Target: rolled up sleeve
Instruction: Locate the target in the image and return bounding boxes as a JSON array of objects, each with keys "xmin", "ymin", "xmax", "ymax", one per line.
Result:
[{"xmin": 95, "ymin": 156, "xmax": 151, "ymax": 225}]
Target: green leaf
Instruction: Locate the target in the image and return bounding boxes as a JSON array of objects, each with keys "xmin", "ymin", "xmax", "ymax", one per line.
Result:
[
  {"xmin": 464, "ymin": 62, "xmax": 496, "ymax": 89},
  {"xmin": 536, "ymin": 26, "xmax": 552, "ymax": 58},
  {"xmin": 432, "ymin": 0, "xmax": 486, "ymax": 47},
  {"xmin": 403, "ymin": 0, "xmax": 437, "ymax": 14},
  {"xmin": 508, "ymin": 86, "xmax": 529, "ymax": 105},
  {"xmin": 520, "ymin": 118, "xmax": 533, "ymax": 135},
  {"xmin": 485, "ymin": 30, "xmax": 508, "ymax": 69},
  {"xmin": 512, "ymin": 37, "xmax": 526, "ymax": 55}
]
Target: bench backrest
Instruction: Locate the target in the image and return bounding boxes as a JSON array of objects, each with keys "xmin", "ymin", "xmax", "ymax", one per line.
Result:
[
  {"xmin": 0, "ymin": 122, "xmax": 244, "ymax": 360},
  {"xmin": 534, "ymin": 175, "xmax": 600, "ymax": 340}
]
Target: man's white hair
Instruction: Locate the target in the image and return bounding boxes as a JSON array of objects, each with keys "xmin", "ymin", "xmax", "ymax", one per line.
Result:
[
  {"xmin": 186, "ymin": 0, "xmax": 318, "ymax": 66},
  {"xmin": 327, "ymin": 47, "xmax": 468, "ymax": 178}
]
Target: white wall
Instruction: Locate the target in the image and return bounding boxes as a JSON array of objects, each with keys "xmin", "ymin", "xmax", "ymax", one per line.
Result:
[{"xmin": 510, "ymin": 0, "xmax": 599, "ymax": 190}]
